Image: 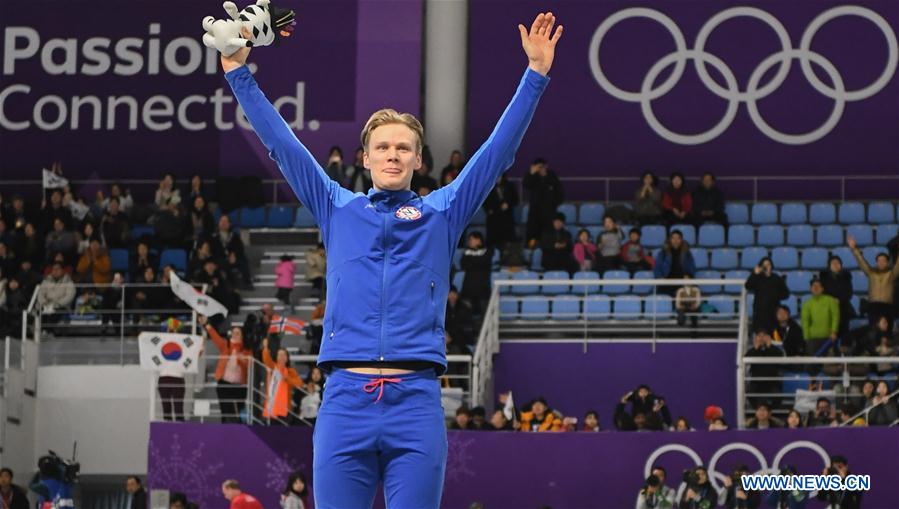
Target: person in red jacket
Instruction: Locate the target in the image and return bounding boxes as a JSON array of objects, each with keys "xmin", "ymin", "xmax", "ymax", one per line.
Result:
[
  {"xmin": 261, "ymin": 338, "xmax": 304, "ymax": 422},
  {"xmin": 661, "ymin": 172, "xmax": 692, "ymax": 226},
  {"xmin": 221, "ymin": 480, "xmax": 263, "ymax": 509}
]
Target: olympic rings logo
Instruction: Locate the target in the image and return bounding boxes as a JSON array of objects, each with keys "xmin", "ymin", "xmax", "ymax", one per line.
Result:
[
  {"xmin": 589, "ymin": 6, "xmax": 899, "ymax": 145},
  {"xmin": 642, "ymin": 441, "xmax": 831, "ymax": 493}
]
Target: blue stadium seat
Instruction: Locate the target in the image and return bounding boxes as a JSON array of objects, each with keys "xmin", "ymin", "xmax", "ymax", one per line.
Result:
[
  {"xmin": 850, "ymin": 295, "xmax": 861, "ymax": 316},
  {"xmin": 724, "ymin": 270, "xmax": 750, "ymax": 294},
  {"xmin": 710, "ymin": 248, "xmax": 739, "ymax": 270},
  {"xmin": 294, "ymin": 207, "xmax": 316, "ymax": 227},
  {"xmin": 779, "ymin": 203, "xmax": 807, "ymax": 225},
  {"xmin": 647, "ymin": 295, "xmax": 674, "ymax": 319},
  {"xmin": 516, "ymin": 204, "xmax": 528, "ymax": 225},
  {"xmin": 227, "ymin": 209, "xmax": 240, "ymax": 226},
  {"xmin": 698, "ymin": 224, "xmax": 725, "ymax": 247},
  {"xmin": 868, "ymin": 202, "xmax": 895, "ymax": 224},
  {"xmin": 584, "ymin": 296, "xmax": 612, "ymax": 320},
  {"xmin": 579, "ymin": 203, "xmax": 605, "ymax": 225},
  {"xmin": 529, "ymin": 248, "xmax": 543, "ymax": 271},
  {"xmin": 557, "ymin": 204, "xmax": 577, "ymax": 223},
  {"xmin": 695, "ymin": 270, "xmax": 723, "ymax": 293},
  {"xmin": 551, "ymin": 297, "xmax": 581, "ymax": 321},
  {"xmin": 692, "ymin": 248, "xmax": 709, "ymax": 269},
  {"xmin": 452, "ymin": 271, "xmax": 465, "ymax": 291},
  {"xmin": 816, "ymin": 225, "xmax": 843, "ymax": 246},
  {"xmin": 786, "ymin": 225, "xmax": 814, "ymax": 247},
  {"xmin": 470, "ymin": 208, "xmax": 487, "ymax": 226},
  {"xmin": 831, "ymin": 247, "xmax": 857, "ymax": 269},
  {"xmin": 707, "ymin": 295, "xmax": 735, "ymax": 319},
  {"xmin": 838, "ymin": 202, "xmax": 865, "ymax": 224},
  {"xmin": 852, "ymin": 270, "xmax": 868, "ymax": 294},
  {"xmin": 741, "ymin": 247, "xmax": 768, "ymax": 270},
  {"xmin": 671, "ymin": 224, "xmax": 695, "ymax": 246},
  {"xmin": 786, "ymin": 271, "xmax": 814, "ymax": 294},
  {"xmin": 782, "ymin": 295, "xmax": 799, "ymax": 317},
  {"xmin": 757, "ymin": 225, "xmax": 784, "ymax": 247},
  {"xmin": 492, "ymin": 249, "xmax": 501, "ymax": 269},
  {"xmin": 131, "ymin": 225, "xmax": 154, "ymax": 241},
  {"xmin": 772, "ymin": 247, "xmax": 799, "ymax": 269},
  {"xmin": 159, "ymin": 249, "xmax": 188, "ymax": 273},
  {"xmin": 726, "ymin": 203, "xmax": 750, "ymax": 224},
  {"xmin": 782, "ymin": 372, "xmax": 810, "ymax": 395},
  {"xmin": 728, "ymin": 225, "xmax": 755, "ymax": 247},
  {"xmin": 641, "ymin": 225, "xmax": 666, "ymax": 248},
  {"xmin": 800, "ymin": 248, "xmax": 828, "ymax": 270},
  {"xmin": 809, "ymin": 203, "xmax": 836, "ymax": 224},
  {"xmin": 862, "ymin": 247, "xmax": 883, "ymax": 267},
  {"xmin": 572, "ymin": 271, "xmax": 601, "ymax": 294},
  {"xmin": 266, "ymin": 206, "xmax": 294, "ymax": 228},
  {"xmin": 751, "ymin": 203, "xmax": 778, "ymax": 224},
  {"xmin": 239, "ymin": 207, "xmax": 265, "ymax": 228},
  {"xmin": 491, "ymin": 271, "xmax": 513, "ymax": 293},
  {"xmin": 846, "ymin": 224, "xmax": 873, "ymax": 247},
  {"xmin": 586, "ymin": 226, "xmax": 603, "ymax": 240},
  {"xmin": 603, "ymin": 270, "xmax": 631, "ymax": 294},
  {"xmin": 542, "ymin": 270, "xmax": 571, "ymax": 295},
  {"xmin": 566, "ymin": 225, "xmax": 581, "ymax": 241},
  {"xmin": 876, "ymin": 224, "xmax": 899, "ymax": 245},
  {"xmin": 613, "ymin": 296, "xmax": 642, "ymax": 320},
  {"xmin": 109, "ymin": 248, "xmax": 129, "ymax": 273},
  {"xmin": 632, "ymin": 271, "xmax": 654, "ymax": 294},
  {"xmin": 521, "ymin": 297, "xmax": 549, "ymax": 320},
  {"xmin": 511, "ymin": 270, "xmax": 540, "ymax": 294},
  {"xmin": 499, "ymin": 297, "xmax": 519, "ymax": 320}
]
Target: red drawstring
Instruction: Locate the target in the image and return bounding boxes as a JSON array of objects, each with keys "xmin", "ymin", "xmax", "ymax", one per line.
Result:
[{"xmin": 363, "ymin": 377, "xmax": 402, "ymax": 402}]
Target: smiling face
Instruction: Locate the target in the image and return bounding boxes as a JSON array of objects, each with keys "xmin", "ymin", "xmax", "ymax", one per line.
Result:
[{"xmin": 363, "ymin": 123, "xmax": 422, "ymax": 191}]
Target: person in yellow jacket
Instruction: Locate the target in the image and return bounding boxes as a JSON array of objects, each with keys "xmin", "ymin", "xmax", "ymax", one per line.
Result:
[
  {"xmin": 518, "ymin": 397, "xmax": 563, "ymax": 432},
  {"xmin": 261, "ymin": 338, "xmax": 304, "ymax": 422}
]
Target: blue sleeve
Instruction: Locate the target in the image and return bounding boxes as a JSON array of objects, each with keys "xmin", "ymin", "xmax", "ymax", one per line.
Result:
[
  {"xmin": 224, "ymin": 66, "xmax": 354, "ymax": 226},
  {"xmin": 427, "ymin": 68, "xmax": 549, "ymax": 238}
]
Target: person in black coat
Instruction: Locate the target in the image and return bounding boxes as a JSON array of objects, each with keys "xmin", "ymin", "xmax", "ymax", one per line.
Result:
[
  {"xmin": 819, "ymin": 255, "xmax": 854, "ymax": 338},
  {"xmin": 745, "ymin": 257, "xmax": 789, "ymax": 335},
  {"xmin": 445, "ymin": 287, "xmax": 475, "ymax": 351},
  {"xmin": 483, "ymin": 174, "xmax": 519, "ymax": 251},
  {"xmin": 459, "ymin": 232, "xmax": 492, "ymax": 315},
  {"xmin": 0, "ymin": 468, "xmax": 30, "ymax": 509},
  {"xmin": 690, "ymin": 172, "xmax": 727, "ymax": 225},
  {"xmin": 540, "ymin": 213, "xmax": 574, "ymax": 273},
  {"xmin": 745, "ymin": 329, "xmax": 785, "ymax": 409},
  {"xmin": 126, "ymin": 476, "xmax": 147, "ymax": 509},
  {"xmin": 523, "ymin": 158, "xmax": 564, "ymax": 247}
]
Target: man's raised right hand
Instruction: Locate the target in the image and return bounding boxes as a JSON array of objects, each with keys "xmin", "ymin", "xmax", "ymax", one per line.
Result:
[{"xmin": 220, "ymin": 27, "xmax": 253, "ymax": 72}]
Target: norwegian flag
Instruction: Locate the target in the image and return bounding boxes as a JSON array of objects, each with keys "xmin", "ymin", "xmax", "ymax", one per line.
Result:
[{"xmin": 268, "ymin": 314, "xmax": 306, "ymax": 335}]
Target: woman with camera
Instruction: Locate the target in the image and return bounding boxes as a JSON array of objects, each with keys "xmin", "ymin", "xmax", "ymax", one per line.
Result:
[{"xmin": 678, "ymin": 467, "xmax": 718, "ymax": 509}]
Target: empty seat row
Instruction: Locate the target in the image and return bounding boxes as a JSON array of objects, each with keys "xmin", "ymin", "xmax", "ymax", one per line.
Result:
[
  {"xmin": 500, "ymin": 294, "xmax": 738, "ymax": 320},
  {"xmin": 688, "ymin": 246, "xmax": 886, "ymax": 270}
]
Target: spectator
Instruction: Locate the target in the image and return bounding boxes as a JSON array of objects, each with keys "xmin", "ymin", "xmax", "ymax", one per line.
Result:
[
  {"xmin": 820, "ymin": 255, "xmax": 854, "ymax": 338},
  {"xmin": 345, "ymin": 147, "xmax": 373, "ymax": 194},
  {"xmin": 874, "ymin": 334, "xmax": 897, "ymax": 375},
  {"xmin": 661, "ymin": 172, "xmax": 692, "ymax": 225},
  {"xmin": 101, "ymin": 197, "xmax": 130, "ymax": 248},
  {"xmin": 38, "ymin": 262, "xmax": 75, "ymax": 313},
  {"xmin": 221, "ymin": 480, "xmax": 263, "ymax": 509},
  {"xmin": 773, "ymin": 305, "xmax": 805, "ymax": 357},
  {"xmin": 410, "ymin": 162, "xmax": 438, "ymax": 196},
  {"xmin": 196, "ymin": 259, "xmax": 241, "ymax": 316},
  {"xmin": 106, "ymin": 183, "xmax": 134, "ymax": 215},
  {"xmin": 202, "ymin": 316, "xmax": 251, "ymax": 423},
  {"xmin": 440, "ymin": 150, "xmax": 464, "ymax": 187},
  {"xmin": 654, "ymin": 230, "xmax": 696, "ymax": 296},
  {"xmin": 186, "ymin": 196, "xmax": 214, "ymax": 245},
  {"xmin": 155, "ymin": 318, "xmax": 187, "ymax": 421},
  {"xmin": 298, "ymin": 379, "xmax": 321, "ymax": 424},
  {"xmin": 7, "ymin": 196, "xmax": 33, "ymax": 233},
  {"xmin": 185, "ymin": 174, "xmax": 208, "ymax": 203},
  {"xmin": 690, "ymin": 172, "xmax": 726, "ymax": 225},
  {"xmin": 572, "ymin": 229, "xmax": 597, "ymax": 272},
  {"xmin": 482, "ymin": 174, "xmax": 518, "ymax": 251},
  {"xmin": 324, "ymin": 146, "xmax": 346, "ymax": 184},
  {"xmin": 16, "ymin": 260, "xmax": 41, "ymax": 297},
  {"xmin": 41, "ymin": 189, "xmax": 73, "ymax": 232},
  {"xmin": 14, "ymin": 223, "xmax": 43, "ymax": 267},
  {"xmin": 188, "ymin": 241, "xmax": 216, "ymax": 279},
  {"xmin": 596, "ymin": 215, "xmax": 623, "ymax": 273},
  {"xmin": 582, "ymin": 410, "xmax": 600, "ymax": 432},
  {"xmin": 746, "ymin": 402, "xmax": 782, "ymax": 429},
  {"xmin": 540, "ymin": 213, "xmax": 574, "ymax": 273},
  {"xmin": 745, "ymin": 257, "xmax": 789, "ymax": 334},
  {"xmin": 0, "ymin": 468, "xmax": 29, "ymax": 509},
  {"xmin": 280, "ymin": 471, "xmax": 308, "ymax": 509},
  {"xmin": 854, "ymin": 315, "xmax": 896, "ymax": 356},
  {"xmin": 0, "ymin": 243, "xmax": 14, "ymax": 288},
  {"xmin": 76, "ymin": 238, "xmax": 111, "ymax": 286},
  {"xmin": 488, "ymin": 409, "xmax": 513, "ymax": 431},
  {"xmin": 154, "ymin": 173, "xmax": 182, "ymax": 211},
  {"xmin": 806, "ymin": 397, "xmax": 835, "ymax": 427},
  {"xmin": 620, "ymin": 227, "xmax": 653, "ymax": 273},
  {"xmin": 45, "ymin": 218, "xmax": 76, "ymax": 263},
  {"xmin": 460, "ymin": 232, "xmax": 492, "ymax": 314},
  {"xmin": 619, "ymin": 385, "xmax": 672, "ymax": 429},
  {"xmin": 801, "ymin": 277, "xmax": 840, "ymax": 359},
  {"xmin": 766, "ymin": 465, "xmax": 809, "ymax": 509},
  {"xmin": 720, "ymin": 465, "xmax": 760, "ymax": 509},
  {"xmin": 3, "ymin": 277, "xmax": 26, "ymax": 335},
  {"xmin": 275, "ymin": 255, "xmax": 295, "ymax": 310},
  {"xmin": 634, "ymin": 172, "xmax": 663, "ymax": 225},
  {"xmin": 678, "ymin": 467, "xmax": 718, "ymax": 509},
  {"xmin": 745, "ymin": 328, "xmax": 785, "ymax": 409},
  {"xmin": 674, "ymin": 276, "xmax": 701, "ymax": 326},
  {"xmin": 305, "ymin": 243, "xmax": 326, "ymax": 299},
  {"xmin": 99, "ymin": 272, "xmax": 124, "ymax": 333},
  {"xmin": 673, "ymin": 417, "xmax": 694, "ymax": 431},
  {"xmin": 856, "ymin": 379, "xmax": 876, "ymax": 411},
  {"xmin": 786, "ymin": 409, "xmax": 803, "ymax": 429},
  {"xmin": 445, "ymin": 287, "xmax": 475, "ymax": 350},
  {"xmin": 450, "ymin": 407, "xmax": 471, "ymax": 430},
  {"xmin": 125, "ymin": 477, "xmax": 146, "ymax": 509},
  {"xmin": 519, "ymin": 397, "xmax": 563, "ymax": 432},
  {"xmin": 75, "ymin": 222, "xmax": 95, "ymax": 256},
  {"xmin": 867, "ymin": 380, "xmax": 898, "ymax": 426},
  {"xmin": 637, "ymin": 466, "xmax": 676, "ymax": 509},
  {"xmin": 708, "ymin": 417, "xmax": 728, "ymax": 431},
  {"xmin": 153, "ymin": 203, "xmax": 186, "ymax": 250},
  {"xmin": 849, "ymin": 235, "xmax": 899, "ymax": 324},
  {"xmin": 469, "ymin": 407, "xmax": 488, "ymax": 430},
  {"xmin": 261, "ymin": 338, "xmax": 304, "ymax": 423},
  {"xmin": 212, "ymin": 215, "xmax": 252, "ymax": 289},
  {"xmin": 523, "ymin": 158, "xmax": 563, "ymax": 247},
  {"xmin": 816, "ymin": 456, "xmax": 862, "ymax": 509}
]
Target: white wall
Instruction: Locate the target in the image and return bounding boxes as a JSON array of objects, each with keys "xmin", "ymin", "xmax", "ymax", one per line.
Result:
[{"xmin": 35, "ymin": 366, "xmax": 153, "ymax": 475}]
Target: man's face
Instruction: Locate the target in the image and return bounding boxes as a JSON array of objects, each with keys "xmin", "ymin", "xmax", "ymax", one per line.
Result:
[
  {"xmin": 701, "ymin": 174, "xmax": 714, "ymax": 189},
  {"xmin": 670, "ymin": 234, "xmax": 682, "ymax": 249},
  {"xmin": 490, "ymin": 411, "xmax": 507, "ymax": 429},
  {"xmin": 455, "ymin": 413, "xmax": 469, "ymax": 428},
  {"xmin": 53, "ymin": 219, "xmax": 64, "ymax": 232},
  {"xmin": 126, "ymin": 478, "xmax": 139, "ymax": 494},
  {"xmin": 531, "ymin": 401, "xmax": 547, "ymax": 416},
  {"xmin": 634, "ymin": 413, "xmax": 647, "ymax": 428},
  {"xmin": 363, "ymin": 123, "xmax": 421, "ymax": 191},
  {"xmin": 50, "ymin": 191, "xmax": 62, "ymax": 207},
  {"xmin": 450, "ymin": 152, "xmax": 462, "ymax": 167},
  {"xmin": 756, "ymin": 406, "xmax": 770, "ymax": 421},
  {"xmin": 776, "ymin": 307, "xmax": 789, "ymax": 323},
  {"xmin": 811, "ymin": 282, "xmax": 823, "ymax": 296},
  {"xmin": 51, "ymin": 265, "xmax": 63, "ymax": 278},
  {"xmin": 552, "ymin": 219, "xmax": 563, "ymax": 231},
  {"xmin": 637, "ymin": 387, "xmax": 650, "ymax": 399},
  {"xmin": 817, "ymin": 400, "xmax": 830, "ymax": 413},
  {"xmin": 877, "ymin": 255, "xmax": 889, "ymax": 271},
  {"xmin": 651, "ymin": 469, "xmax": 665, "ymax": 485},
  {"xmin": 109, "ymin": 200, "xmax": 120, "ymax": 214},
  {"xmin": 0, "ymin": 471, "xmax": 11, "ymax": 488},
  {"xmin": 219, "ymin": 215, "xmax": 230, "ymax": 231},
  {"xmin": 829, "ymin": 258, "xmax": 841, "ymax": 272}
]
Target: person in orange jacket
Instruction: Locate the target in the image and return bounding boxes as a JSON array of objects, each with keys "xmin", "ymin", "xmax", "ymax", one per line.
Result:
[
  {"xmin": 262, "ymin": 338, "xmax": 304, "ymax": 422},
  {"xmin": 519, "ymin": 397, "xmax": 563, "ymax": 432},
  {"xmin": 200, "ymin": 315, "xmax": 252, "ymax": 424}
]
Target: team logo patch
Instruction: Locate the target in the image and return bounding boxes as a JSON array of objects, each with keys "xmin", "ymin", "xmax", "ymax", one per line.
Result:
[
  {"xmin": 161, "ymin": 342, "xmax": 183, "ymax": 361},
  {"xmin": 395, "ymin": 206, "xmax": 422, "ymax": 221}
]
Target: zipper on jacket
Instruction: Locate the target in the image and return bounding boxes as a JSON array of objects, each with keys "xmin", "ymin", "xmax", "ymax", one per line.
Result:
[
  {"xmin": 430, "ymin": 280, "xmax": 437, "ymax": 333},
  {"xmin": 379, "ymin": 212, "xmax": 389, "ymax": 361}
]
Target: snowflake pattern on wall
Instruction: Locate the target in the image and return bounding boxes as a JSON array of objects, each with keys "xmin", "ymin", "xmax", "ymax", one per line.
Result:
[
  {"xmin": 265, "ymin": 452, "xmax": 306, "ymax": 492},
  {"xmin": 445, "ymin": 433, "xmax": 476, "ymax": 482},
  {"xmin": 148, "ymin": 434, "xmax": 225, "ymax": 509}
]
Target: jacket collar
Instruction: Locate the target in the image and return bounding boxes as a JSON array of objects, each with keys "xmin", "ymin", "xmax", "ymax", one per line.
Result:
[{"xmin": 367, "ymin": 188, "xmax": 417, "ymax": 208}]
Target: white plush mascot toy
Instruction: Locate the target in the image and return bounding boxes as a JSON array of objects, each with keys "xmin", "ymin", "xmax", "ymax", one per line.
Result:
[{"xmin": 202, "ymin": 0, "xmax": 296, "ymax": 56}]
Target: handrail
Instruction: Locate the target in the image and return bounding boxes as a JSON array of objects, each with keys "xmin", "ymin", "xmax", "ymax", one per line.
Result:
[
  {"xmin": 838, "ymin": 387, "xmax": 899, "ymax": 427},
  {"xmin": 472, "ymin": 286, "xmax": 501, "ymax": 409}
]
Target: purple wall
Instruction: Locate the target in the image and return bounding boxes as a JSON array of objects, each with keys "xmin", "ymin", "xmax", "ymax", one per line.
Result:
[
  {"xmin": 467, "ymin": 0, "xmax": 899, "ymax": 185},
  {"xmin": 0, "ymin": 0, "xmax": 422, "ymax": 180},
  {"xmin": 149, "ymin": 423, "xmax": 899, "ymax": 509},
  {"xmin": 493, "ymin": 341, "xmax": 738, "ymax": 431}
]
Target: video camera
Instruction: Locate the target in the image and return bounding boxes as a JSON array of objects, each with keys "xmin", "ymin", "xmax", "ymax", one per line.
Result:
[{"xmin": 38, "ymin": 448, "xmax": 80, "ymax": 484}]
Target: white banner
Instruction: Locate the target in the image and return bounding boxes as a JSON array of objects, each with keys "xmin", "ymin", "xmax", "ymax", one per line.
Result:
[
  {"xmin": 169, "ymin": 271, "xmax": 228, "ymax": 317},
  {"xmin": 42, "ymin": 168, "xmax": 68, "ymax": 189},
  {"xmin": 139, "ymin": 332, "xmax": 203, "ymax": 373}
]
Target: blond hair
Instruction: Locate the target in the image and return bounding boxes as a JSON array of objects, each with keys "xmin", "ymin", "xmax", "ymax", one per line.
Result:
[{"xmin": 360, "ymin": 109, "xmax": 424, "ymax": 154}]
